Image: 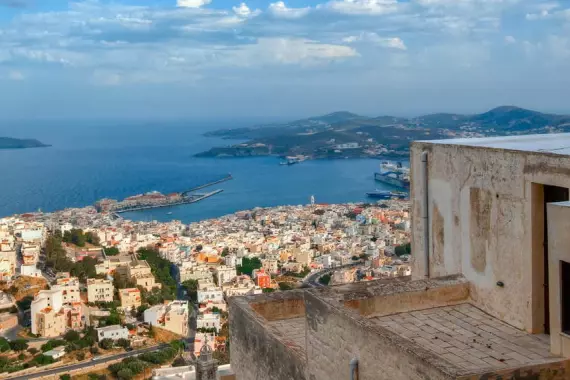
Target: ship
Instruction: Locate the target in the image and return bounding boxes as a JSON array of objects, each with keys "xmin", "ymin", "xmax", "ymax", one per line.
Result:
[
  {"xmin": 366, "ymin": 190, "xmax": 408, "ymax": 199},
  {"xmin": 374, "ymin": 161, "xmax": 410, "ymax": 189}
]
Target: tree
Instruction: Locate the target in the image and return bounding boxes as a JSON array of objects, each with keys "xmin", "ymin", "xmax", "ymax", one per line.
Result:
[
  {"xmin": 31, "ymin": 354, "xmax": 55, "ymax": 366},
  {"xmin": 195, "ymin": 244, "xmax": 203, "ymax": 252},
  {"xmin": 136, "ymin": 248, "xmax": 176, "ymax": 300},
  {"xmin": 278, "ymin": 282, "xmax": 294, "ymax": 291},
  {"xmin": 41, "ymin": 339, "xmax": 66, "ymax": 352},
  {"xmin": 9, "ymin": 339, "xmax": 29, "ymax": 352},
  {"xmin": 116, "ymin": 338, "xmax": 130, "ymax": 349},
  {"xmin": 236, "ymin": 257, "xmax": 262, "ymax": 277},
  {"xmin": 85, "ymin": 231, "xmax": 100, "ymax": 245},
  {"xmin": 60, "ymin": 375, "xmax": 71, "ymax": 380},
  {"xmin": 0, "ymin": 337, "xmax": 10, "ymax": 352},
  {"xmin": 105, "ymin": 247, "xmax": 120, "ymax": 256},
  {"xmin": 99, "ymin": 338, "xmax": 114, "ymax": 350},
  {"xmin": 28, "ymin": 347, "xmax": 39, "ymax": 355},
  {"xmin": 221, "ymin": 247, "xmax": 229, "ymax": 257},
  {"xmin": 117, "ymin": 368, "xmax": 134, "ymax": 380},
  {"xmin": 64, "ymin": 330, "xmax": 80, "ymax": 342}
]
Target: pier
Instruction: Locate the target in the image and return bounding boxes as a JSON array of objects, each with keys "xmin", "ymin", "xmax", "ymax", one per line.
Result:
[
  {"xmin": 181, "ymin": 174, "xmax": 232, "ymax": 196},
  {"xmin": 115, "ymin": 189, "xmax": 223, "ymax": 213}
]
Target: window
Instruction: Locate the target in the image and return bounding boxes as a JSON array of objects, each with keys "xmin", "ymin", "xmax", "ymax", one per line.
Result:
[{"xmin": 562, "ymin": 261, "xmax": 570, "ymax": 334}]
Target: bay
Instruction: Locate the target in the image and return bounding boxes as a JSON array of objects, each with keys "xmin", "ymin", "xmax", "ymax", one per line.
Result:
[{"xmin": 0, "ymin": 120, "xmax": 403, "ymax": 223}]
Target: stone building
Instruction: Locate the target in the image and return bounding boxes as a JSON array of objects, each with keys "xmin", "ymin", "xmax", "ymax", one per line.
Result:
[
  {"xmin": 127, "ymin": 259, "xmax": 161, "ymax": 291},
  {"xmin": 87, "ymin": 278, "xmax": 114, "ymax": 303},
  {"xmin": 229, "ymin": 133, "xmax": 570, "ymax": 380},
  {"xmin": 118, "ymin": 288, "xmax": 141, "ymax": 310}
]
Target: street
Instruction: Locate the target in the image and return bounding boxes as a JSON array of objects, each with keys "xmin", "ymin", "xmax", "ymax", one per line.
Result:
[{"xmin": 5, "ymin": 344, "xmax": 167, "ymax": 380}]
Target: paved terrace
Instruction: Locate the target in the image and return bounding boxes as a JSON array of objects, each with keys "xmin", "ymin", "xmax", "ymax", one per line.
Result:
[
  {"xmin": 267, "ymin": 317, "xmax": 306, "ymax": 354},
  {"xmin": 370, "ymin": 304, "xmax": 558, "ymax": 374}
]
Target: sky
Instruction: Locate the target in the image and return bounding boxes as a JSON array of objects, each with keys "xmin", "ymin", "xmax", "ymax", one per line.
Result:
[{"xmin": 0, "ymin": 0, "xmax": 569, "ymax": 120}]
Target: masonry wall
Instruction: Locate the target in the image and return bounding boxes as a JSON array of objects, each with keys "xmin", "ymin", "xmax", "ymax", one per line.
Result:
[
  {"xmin": 410, "ymin": 142, "xmax": 570, "ymax": 333},
  {"xmin": 304, "ymin": 291, "xmax": 455, "ymax": 380},
  {"xmin": 229, "ymin": 294, "xmax": 307, "ymax": 380}
]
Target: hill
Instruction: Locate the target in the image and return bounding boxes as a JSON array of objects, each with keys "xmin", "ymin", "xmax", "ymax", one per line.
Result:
[
  {"xmin": 0, "ymin": 137, "xmax": 50, "ymax": 150},
  {"xmin": 197, "ymin": 106, "xmax": 570, "ymax": 159}
]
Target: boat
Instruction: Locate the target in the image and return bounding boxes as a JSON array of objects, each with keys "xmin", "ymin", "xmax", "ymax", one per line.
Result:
[
  {"xmin": 280, "ymin": 158, "xmax": 299, "ymax": 166},
  {"xmin": 366, "ymin": 190, "xmax": 408, "ymax": 199},
  {"xmin": 374, "ymin": 161, "xmax": 410, "ymax": 189},
  {"xmin": 167, "ymin": 212, "xmax": 173, "ymax": 215}
]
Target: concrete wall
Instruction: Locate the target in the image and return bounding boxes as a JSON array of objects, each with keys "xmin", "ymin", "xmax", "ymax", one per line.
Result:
[
  {"xmin": 304, "ymin": 290, "xmax": 456, "ymax": 380},
  {"xmin": 547, "ymin": 202, "xmax": 570, "ymax": 357},
  {"xmin": 229, "ymin": 292, "xmax": 307, "ymax": 380},
  {"xmin": 410, "ymin": 142, "xmax": 570, "ymax": 332}
]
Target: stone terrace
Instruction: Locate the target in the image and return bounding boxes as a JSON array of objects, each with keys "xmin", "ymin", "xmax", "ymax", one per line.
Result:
[
  {"xmin": 370, "ymin": 304, "xmax": 558, "ymax": 374},
  {"xmin": 267, "ymin": 317, "xmax": 306, "ymax": 354}
]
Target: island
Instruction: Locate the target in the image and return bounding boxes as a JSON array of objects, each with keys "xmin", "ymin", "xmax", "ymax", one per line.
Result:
[
  {"xmin": 0, "ymin": 137, "xmax": 50, "ymax": 150},
  {"xmin": 196, "ymin": 106, "xmax": 570, "ymax": 159}
]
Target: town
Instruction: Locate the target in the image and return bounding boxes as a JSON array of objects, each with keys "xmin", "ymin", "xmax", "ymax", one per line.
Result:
[{"xmin": 0, "ymin": 199, "xmax": 411, "ymax": 379}]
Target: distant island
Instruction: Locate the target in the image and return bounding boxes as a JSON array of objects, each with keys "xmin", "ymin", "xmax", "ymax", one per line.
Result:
[
  {"xmin": 0, "ymin": 137, "xmax": 50, "ymax": 150},
  {"xmin": 196, "ymin": 106, "xmax": 570, "ymax": 159}
]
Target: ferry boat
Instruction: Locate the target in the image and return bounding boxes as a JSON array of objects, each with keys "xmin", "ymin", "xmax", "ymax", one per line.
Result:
[
  {"xmin": 374, "ymin": 161, "xmax": 410, "ymax": 189},
  {"xmin": 366, "ymin": 190, "xmax": 408, "ymax": 199}
]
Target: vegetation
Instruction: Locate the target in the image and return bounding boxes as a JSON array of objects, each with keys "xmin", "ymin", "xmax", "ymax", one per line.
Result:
[
  {"xmin": 0, "ymin": 338, "xmax": 9, "ymax": 352},
  {"xmin": 137, "ymin": 248, "xmax": 176, "ymax": 300},
  {"xmin": 99, "ymin": 338, "xmax": 114, "ymax": 350},
  {"xmin": 30, "ymin": 354, "xmax": 55, "ymax": 366},
  {"xmin": 60, "ymin": 375, "xmax": 71, "ymax": 380},
  {"xmin": 104, "ymin": 247, "xmax": 120, "ymax": 256},
  {"xmin": 62, "ymin": 229, "xmax": 100, "ymax": 247},
  {"xmin": 9, "ymin": 339, "xmax": 29, "ymax": 352},
  {"xmin": 45, "ymin": 234, "xmax": 99, "ymax": 279},
  {"xmin": 16, "ymin": 296, "xmax": 33, "ymax": 310},
  {"xmin": 108, "ymin": 347, "xmax": 177, "ymax": 379},
  {"xmin": 116, "ymin": 338, "xmax": 130, "ymax": 349},
  {"xmin": 395, "ymin": 242, "xmax": 411, "ymax": 257},
  {"xmin": 41, "ymin": 339, "xmax": 66, "ymax": 352},
  {"xmin": 139, "ymin": 286, "xmax": 174, "ymax": 306},
  {"xmin": 0, "ymin": 355, "xmax": 24, "ymax": 373},
  {"xmin": 262, "ymin": 288, "xmax": 275, "ymax": 293},
  {"xmin": 181, "ymin": 279, "xmax": 198, "ymax": 302},
  {"xmin": 278, "ymin": 282, "xmax": 294, "ymax": 291},
  {"xmin": 237, "ymin": 257, "xmax": 262, "ymax": 277},
  {"xmin": 319, "ymin": 274, "xmax": 331, "ymax": 285}
]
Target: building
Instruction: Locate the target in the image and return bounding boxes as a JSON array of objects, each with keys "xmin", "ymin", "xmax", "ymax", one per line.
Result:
[
  {"xmin": 31, "ymin": 289, "xmax": 64, "ymax": 337},
  {"xmin": 52, "ymin": 276, "xmax": 81, "ymax": 304},
  {"xmin": 0, "ymin": 313, "xmax": 18, "ymax": 332},
  {"xmin": 144, "ymin": 300, "xmax": 189, "ymax": 336},
  {"xmin": 152, "ymin": 364, "xmax": 235, "ymax": 380},
  {"xmin": 229, "ymin": 133, "xmax": 570, "ymax": 380},
  {"xmin": 179, "ymin": 266, "xmax": 213, "ymax": 282},
  {"xmin": 43, "ymin": 346, "xmax": 66, "ymax": 360},
  {"xmin": 254, "ymin": 270, "xmax": 271, "ymax": 289},
  {"xmin": 214, "ymin": 265, "xmax": 237, "ymax": 286},
  {"xmin": 87, "ymin": 278, "xmax": 114, "ymax": 303},
  {"xmin": 119, "ymin": 288, "xmax": 141, "ymax": 310},
  {"xmin": 222, "ymin": 275, "xmax": 262, "ymax": 298},
  {"xmin": 197, "ymin": 282, "xmax": 224, "ymax": 303},
  {"xmin": 196, "ymin": 312, "xmax": 221, "ymax": 332},
  {"xmin": 127, "ymin": 260, "xmax": 161, "ymax": 291},
  {"xmin": 96, "ymin": 325, "xmax": 129, "ymax": 341}
]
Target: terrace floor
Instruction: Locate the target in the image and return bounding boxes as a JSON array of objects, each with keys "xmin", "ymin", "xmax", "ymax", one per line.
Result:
[
  {"xmin": 267, "ymin": 317, "xmax": 306, "ymax": 354},
  {"xmin": 370, "ymin": 303, "xmax": 562, "ymax": 374}
]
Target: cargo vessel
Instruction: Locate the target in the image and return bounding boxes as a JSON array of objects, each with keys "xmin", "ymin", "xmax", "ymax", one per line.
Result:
[
  {"xmin": 366, "ymin": 190, "xmax": 408, "ymax": 199},
  {"xmin": 374, "ymin": 162, "xmax": 410, "ymax": 189}
]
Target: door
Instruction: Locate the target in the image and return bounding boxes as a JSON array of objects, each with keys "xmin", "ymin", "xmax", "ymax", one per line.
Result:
[{"xmin": 543, "ymin": 185, "xmax": 569, "ymax": 334}]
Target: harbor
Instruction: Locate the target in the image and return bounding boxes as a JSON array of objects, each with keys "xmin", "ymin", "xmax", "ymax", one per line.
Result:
[{"xmin": 95, "ymin": 174, "xmax": 232, "ymax": 214}]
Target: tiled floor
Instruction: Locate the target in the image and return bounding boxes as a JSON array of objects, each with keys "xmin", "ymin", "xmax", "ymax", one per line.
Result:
[
  {"xmin": 371, "ymin": 304, "xmax": 559, "ymax": 373},
  {"xmin": 267, "ymin": 317, "xmax": 306, "ymax": 352}
]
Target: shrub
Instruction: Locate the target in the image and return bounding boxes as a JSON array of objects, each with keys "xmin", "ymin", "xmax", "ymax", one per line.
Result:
[
  {"xmin": 60, "ymin": 375, "xmax": 71, "ymax": 380},
  {"xmin": 116, "ymin": 338, "xmax": 130, "ymax": 349},
  {"xmin": 172, "ymin": 357, "xmax": 187, "ymax": 367},
  {"xmin": 117, "ymin": 368, "xmax": 134, "ymax": 380},
  {"xmin": 41, "ymin": 339, "xmax": 66, "ymax": 352},
  {"xmin": 0, "ymin": 337, "xmax": 10, "ymax": 352},
  {"xmin": 9, "ymin": 339, "xmax": 29, "ymax": 352},
  {"xmin": 28, "ymin": 347, "xmax": 39, "ymax": 355},
  {"xmin": 99, "ymin": 338, "xmax": 114, "ymax": 350},
  {"xmin": 64, "ymin": 330, "xmax": 80, "ymax": 342},
  {"xmin": 76, "ymin": 351, "xmax": 86, "ymax": 361}
]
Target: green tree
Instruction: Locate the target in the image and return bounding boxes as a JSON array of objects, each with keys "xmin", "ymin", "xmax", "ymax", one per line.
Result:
[
  {"xmin": 99, "ymin": 338, "xmax": 114, "ymax": 350},
  {"xmin": 319, "ymin": 274, "xmax": 331, "ymax": 286},
  {"xmin": 85, "ymin": 231, "xmax": 100, "ymax": 245},
  {"xmin": 60, "ymin": 375, "xmax": 71, "ymax": 380},
  {"xmin": 278, "ymin": 282, "xmax": 294, "ymax": 291},
  {"xmin": 117, "ymin": 368, "xmax": 134, "ymax": 380},
  {"xmin": 221, "ymin": 247, "xmax": 229, "ymax": 257},
  {"xmin": 136, "ymin": 248, "xmax": 176, "ymax": 300},
  {"xmin": 28, "ymin": 347, "xmax": 39, "ymax": 355},
  {"xmin": 9, "ymin": 339, "xmax": 29, "ymax": 352},
  {"xmin": 116, "ymin": 338, "xmax": 130, "ymax": 349},
  {"xmin": 172, "ymin": 357, "xmax": 187, "ymax": 367},
  {"xmin": 41, "ymin": 339, "xmax": 66, "ymax": 352},
  {"xmin": 236, "ymin": 257, "xmax": 262, "ymax": 277},
  {"xmin": 0, "ymin": 337, "xmax": 10, "ymax": 352},
  {"xmin": 63, "ymin": 330, "xmax": 80, "ymax": 342},
  {"xmin": 262, "ymin": 288, "xmax": 275, "ymax": 293},
  {"xmin": 105, "ymin": 247, "xmax": 120, "ymax": 256}
]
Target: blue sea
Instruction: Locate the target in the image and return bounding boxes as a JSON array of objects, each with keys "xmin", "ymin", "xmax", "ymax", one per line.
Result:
[{"xmin": 0, "ymin": 120, "xmax": 402, "ymax": 223}]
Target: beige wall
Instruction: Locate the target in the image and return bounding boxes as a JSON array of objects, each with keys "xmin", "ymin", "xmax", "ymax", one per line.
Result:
[
  {"xmin": 87, "ymin": 280, "xmax": 114, "ymax": 303},
  {"xmin": 119, "ymin": 288, "xmax": 141, "ymax": 309},
  {"xmin": 410, "ymin": 142, "xmax": 570, "ymax": 333},
  {"xmin": 36, "ymin": 311, "xmax": 66, "ymax": 337},
  {"xmin": 547, "ymin": 202, "xmax": 570, "ymax": 356}
]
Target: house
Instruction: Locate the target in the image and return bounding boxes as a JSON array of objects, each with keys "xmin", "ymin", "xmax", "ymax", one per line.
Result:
[
  {"xmin": 43, "ymin": 346, "xmax": 66, "ymax": 360},
  {"xmin": 119, "ymin": 288, "xmax": 141, "ymax": 310},
  {"xmin": 87, "ymin": 278, "xmax": 114, "ymax": 303},
  {"xmin": 144, "ymin": 300, "xmax": 189, "ymax": 336},
  {"xmin": 197, "ymin": 312, "xmax": 221, "ymax": 332},
  {"xmin": 229, "ymin": 133, "xmax": 570, "ymax": 380},
  {"xmin": 30, "ymin": 289, "xmax": 65, "ymax": 337},
  {"xmin": 127, "ymin": 260, "xmax": 160, "ymax": 291},
  {"xmin": 96, "ymin": 325, "xmax": 129, "ymax": 341}
]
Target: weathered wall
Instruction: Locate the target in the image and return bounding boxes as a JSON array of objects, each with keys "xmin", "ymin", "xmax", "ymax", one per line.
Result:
[
  {"xmin": 457, "ymin": 360, "xmax": 570, "ymax": 380},
  {"xmin": 547, "ymin": 202, "xmax": 570, "ymax": 356},
  {"xmin": 229, "ymin": 293, "xmax": 307, "ymax": 380},
  {"xmin": 304, "ymin": 290, "xmax": 456, "ymax": 380},
  {"xmin": 410, "ymin": 142, "xmax": 570, "ymax": 332},
  {"xmin": 250, "ymin": 297, "xmax": 305, "ymax": 321},
  {"xmin": 343, "ymin": 276, "xmax": 469, "ymax": 318}
]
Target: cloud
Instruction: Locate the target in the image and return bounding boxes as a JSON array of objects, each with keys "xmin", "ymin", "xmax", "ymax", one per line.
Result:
[
  {"xmin": 268, "ymin": 2, "xmax": 311, "ymax": 19},
  {"xmin": 0, "ymin": 0, "xmax": 29, "ymax": 8},
  {"xmin": 177, "ymin": 0, "xmax": 212, "ymax": 9},
  {"xmin": 322, "ymin": 0, "xmax": 400, "ymax": 15},
  {"xmin": 8, "ymin": 70, "xmax": 24, "ymax": 80},
  {"xmin": 505, "ymin": 35, "xmax": 516, "ymax": 44},
  {"xmin": 343, "ymin": 33, "xmax": 406, "ymax": 50}
]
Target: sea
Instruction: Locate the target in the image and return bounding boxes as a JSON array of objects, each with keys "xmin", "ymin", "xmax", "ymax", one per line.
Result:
[{"xmin": 0, "ymin": 120, "xmax": 405, "ymax": 224}]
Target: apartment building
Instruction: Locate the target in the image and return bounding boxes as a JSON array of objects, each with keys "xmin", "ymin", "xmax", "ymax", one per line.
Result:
[
  {"xmin": 31, "ymin": 289, "xmax": 65, "ymax": 337},
  {"xmin": 96, "ymin": 325, "xmax": 129, "ymax": 341},
  {"xmin": 52, "ymin": 276, "xmax": 81, "ymax": 303},
  {"xmin": 119, "ymin": 288, "xmax": 141, "ymax": 310},
  {"xmin": 222, "ymin": 275, "xmax": 262, "ymax": 298},
  {"xmin": 127, "ymin": 260, "xmax": 160, "ymax": 291},
  {"xmin": 144, "ymin": 300, "xmax": 189, "ymax": 336},
  {"xmin": 87, "ymin": 278, "xmax": 114, "ymax": 303},
  {"xmin": 229, "ymin": 133, "xmax": 570, "ymax": 380},
  {"xmin": 197, "ymin": 280, "xmax": 224, "ymax": 303},
  {"xmin": 214, "ymin": 265, "xmax": 237, "ymax": 286},
  {"xmin": 197, "ymin": 312, "xmax": 221, "ymax": 332}
]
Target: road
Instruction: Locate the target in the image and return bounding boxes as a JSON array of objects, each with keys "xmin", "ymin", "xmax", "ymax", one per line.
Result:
[
  {"xmin": 6, "ymin": 344, "xmax": 167, "ymax": 380},
  {"xmin": 303, "ymin": 263, "xmax": 361, "ymax": 287}
]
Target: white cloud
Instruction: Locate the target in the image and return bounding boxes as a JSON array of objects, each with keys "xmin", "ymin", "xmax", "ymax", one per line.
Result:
[
  {"xmin": 322, "ymin": 0, "xmax": 400, "ymax": 15},
  {"xmin": 343, "ymin": 33, "xmax": 406, "ymax": 50},
  {"xmin": 505, "ymin": 35, "xmax": 516, "ymax": 44},
  {"xmin": 233, "ymin": 3, "xmax": 252, "ymax": 16},
  {"xmin": 177, "ymin": 0, "xmax": 212, "ymax": 9},
  {"xmin": 8, "ymin": 70, "xmax": 24, "ymax": 81},
  {"xmin": 268, "ymin": 2, "xmax": 311, "ymax": 19}
]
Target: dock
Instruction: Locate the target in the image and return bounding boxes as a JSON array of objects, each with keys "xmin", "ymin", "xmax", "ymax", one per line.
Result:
[
  {"xmin": 181, "ymin": 174, "xmax": 232, "ymax": 196},
  {"xmin": 115, "ymin": 189, "xmax": 223, "ymax": 213}
]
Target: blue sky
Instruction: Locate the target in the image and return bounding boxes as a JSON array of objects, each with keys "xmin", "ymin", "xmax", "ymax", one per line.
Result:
[{"xmin": 0, "ymin": 0, "xmax": 569, "ymax": 120}]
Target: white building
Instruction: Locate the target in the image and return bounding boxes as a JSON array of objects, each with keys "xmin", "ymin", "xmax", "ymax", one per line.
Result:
[
  {"xmin": 96, "ymin": 325, "xmax": 129, "ymax": 341},
  {"xmin": 196, "ymin": 312, "xmax": 221, "ymax": 332},
  {"xmin": 87, "ymin": 278, "xmax": 114, "ymax": 303},
  {"xmin": 30, "ymin": 289, "xmax": 63, "ymax": 336},
  {"xmin": 43, "ymin": 346, "xmax": 66, "ymax": 360},
  {"xmin": 197, "ymin": 283, "xmax": 224, "ymax": 303},
  {"xmin": 144, "ymin": 300, "xmax": 189, "ymax": 336},
  {"xmin": 214, "ymin": 265, "xmax": 237, "ymax": 286}
]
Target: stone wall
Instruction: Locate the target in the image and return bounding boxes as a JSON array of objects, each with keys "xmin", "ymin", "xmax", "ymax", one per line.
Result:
[
  {"xmin": 304, "ymin": 290, "xmax": 457, "ymax": 380},
  {"xmin": 229, "ymin": 292, "xmax": 307, "ymax": 380},
  {"xmin": 410, "ymin": 142, "xmax": 570, "ymax": 333}
]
